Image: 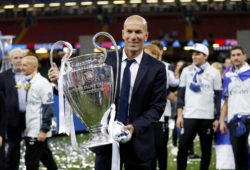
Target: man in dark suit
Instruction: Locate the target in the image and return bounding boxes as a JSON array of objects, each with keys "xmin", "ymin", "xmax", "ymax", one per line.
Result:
[
  {"xmin": 0, "ymin": 48, "xmax": 26, "ymax": 170},
  {"xmin": 48, "ymin": 15, "xmax": 166, "ymax": 169}
]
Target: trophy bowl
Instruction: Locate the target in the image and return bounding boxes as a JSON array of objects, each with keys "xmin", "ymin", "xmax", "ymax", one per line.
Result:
[{"xmin": 62, "ymin": 53, "xmax": 113, "ymax": 148}]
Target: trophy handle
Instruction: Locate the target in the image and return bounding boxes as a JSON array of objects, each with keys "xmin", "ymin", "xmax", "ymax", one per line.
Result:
[
  {"xmin": 50, "ymin": 40, "xmax": 73, "ymax": 67},
  {"xmin": 92, "ymin": 32, "xmax": 119, "ymax": 103}
]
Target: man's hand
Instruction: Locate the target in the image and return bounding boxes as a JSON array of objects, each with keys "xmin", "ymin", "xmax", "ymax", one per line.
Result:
[
  {"xmin": 212, "ymin": 120, "xmax": 219, "ymax": 132},
  {"xmin": 220, "ymin": 121, "xmax": 227, "ymax": 135},
  {"xmin": 122, "ymin": 124, "xmax": 134, "ymax": 137},
  {"xmin": 167, "ymin": 93, "xmax": 177, "ymax": 102},
  {"xmin": 176, "ymin": 116, "xmax": 184, "ymax": 129},
  {"xmin": 37, "ymin": 131, "xmax": 47, "ymax": 142},
  {"xmin": 0, "ymin": 136, "xmax": 2, "ymax": 147},
  {"xmin": 48, "ymin": 63, "xmax": 59, "ymax": 85},
  {"xmin": 24, "ymin": 129, "xmax": 28, "ymax": 136}
]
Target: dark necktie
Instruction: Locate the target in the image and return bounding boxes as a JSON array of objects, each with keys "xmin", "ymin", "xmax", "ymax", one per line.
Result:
[{"xmin": 118, "ymin": 59, "xmax": 136, "ymax": 125}]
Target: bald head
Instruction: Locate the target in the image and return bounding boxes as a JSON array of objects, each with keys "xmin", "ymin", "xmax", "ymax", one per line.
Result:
[
  {"xmin": 124, "ymin": 15, "xmax": 148, "ymax": 32},
  {"xmin": 21, "ymin": 56, "xmax": 39, "ymax": 76},
  {"xmin": 122, "ymin": 15, "xmax": 149, "ymax": 58}
]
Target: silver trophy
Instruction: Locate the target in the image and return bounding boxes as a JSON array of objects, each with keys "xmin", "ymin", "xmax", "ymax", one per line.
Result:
[
  {"xmin": 50, "ymin": 32, "xmax": 119, "ymax": 148},
  {"xmin": 0, "ymin": 35, "xmax": 15, "ymax": 72}
]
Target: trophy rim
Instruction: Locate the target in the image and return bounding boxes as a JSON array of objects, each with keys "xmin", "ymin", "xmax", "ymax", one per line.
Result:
[
  {"xmin": 0, "ymin": 35, "xmax": 16, "ymax": 39},
  {"xmin": 67, "ymin": 52, "xmax": 104, "ymax": 62}
]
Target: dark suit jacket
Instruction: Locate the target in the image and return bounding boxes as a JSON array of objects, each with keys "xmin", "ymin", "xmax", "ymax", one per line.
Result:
[
  {"xmin": 105, "ymin": 49, "xmax": 167, "ymax": 161},
  {"xmin": 0, "ymin": 69, "xmax": 21, "ymax": 127},
  {"xmin": 0, "ymin": 91, "xmax": 6, "ymax": 137}
]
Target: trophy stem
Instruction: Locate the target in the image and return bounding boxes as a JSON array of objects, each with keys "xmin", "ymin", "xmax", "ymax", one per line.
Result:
[{"xmin": 81, "ymin": 125, "xmax": 112, "ymax": 149}]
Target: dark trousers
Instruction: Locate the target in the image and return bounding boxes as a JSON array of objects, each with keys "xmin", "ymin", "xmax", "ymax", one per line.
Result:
[
  {"xmin": 173, "ymin": 116, "xmax": 178, "ymax": 147},
  {"xmin": 172, "ymin": 115, "xmax": 195, "ymax": 155},
  {"xmin": 120, "ymin": 141, "xmax": 152, "ymax": 170},
  {"xmin": 25, "ymin": 138, "xmax": 57, "ymax": 170},
  {"xmin": 152, "ymin": 119, "xmax": 169, "ymax": 170},
  {"xmin": 177, "ymin": 119, "xmax": 213, "ymax": 170},
  {"xmin": 93, "ymin": 144, "xmax": 112, "ymax": 170},
  {"xmin": 93, "ymin": 143, "xmax": 152, "ymax": 170},
  {"xmin": 0, "ymin": 138, "xmax": 5, "ymax": 170},
  {"xmin": 6, "ymin": 112, "xmax": 25, "ymax": 170},
  {"xmin": 228, "ymin": 120, "xmax": 250, "ymax": 170}
]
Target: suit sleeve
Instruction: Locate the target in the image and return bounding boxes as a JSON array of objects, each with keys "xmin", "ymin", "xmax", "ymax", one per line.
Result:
[
  {"xmin": 0, "ymin": 92, "xmax": 6, "ymax": 137},
  {"xmin": 39, "ymin": 80, "xmax": 54, "ymax": 133},
  {"xmin": 132, "ymin": 64, "xmax": 167, "ymax": 135},
  {"xmin": 0, "ymin": 73, "xmax": 4, "ymax": 93}
]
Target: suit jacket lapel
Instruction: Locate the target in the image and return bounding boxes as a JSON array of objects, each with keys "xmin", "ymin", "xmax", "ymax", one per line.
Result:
[
  {"xmin": 8, "ymin": 69, "xmax": 18, "ymax": 98},
  {"xmin": 131, "ymin": 52, "xmax": 148, "ymax": 97}
]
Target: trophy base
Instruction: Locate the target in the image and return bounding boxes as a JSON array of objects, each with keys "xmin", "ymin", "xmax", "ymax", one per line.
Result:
[{"xmin": 81, "ymin": 126, "xmax": 112, "ymax": 149}]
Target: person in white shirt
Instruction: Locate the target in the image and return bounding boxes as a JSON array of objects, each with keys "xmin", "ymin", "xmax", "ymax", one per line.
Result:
[
  {"xmin": 220, "ymin": 46, "xmax": 250, "ymax": 170},
  {"xmin": 21, "ymin": 56, "xmax": 57, "ymax": 170},
  {"xmin": 176, "ymin": 43, "xmax": 222, "ymax": 170},
  {"xmin": 145, "ymin": 41, "xmax": 179, "ymax": 170}
]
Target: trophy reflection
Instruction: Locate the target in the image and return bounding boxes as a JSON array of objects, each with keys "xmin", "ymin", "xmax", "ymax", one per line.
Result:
[
  {"xmin": 51, "ymin": 33, "xmax": 119, "ymax": 148},
  {"xmin": 0, "ymin": 35, "xmax": 15, "ymax": 72}
]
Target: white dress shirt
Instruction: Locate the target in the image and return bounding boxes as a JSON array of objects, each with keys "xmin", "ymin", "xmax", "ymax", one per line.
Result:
[
  {"xmin": 14, "ymin": 72, "xmax": 26, "ymax": 112},
  {"xmin": 120, "ymin": 49, "xmax": 143, "ymax": 106}
]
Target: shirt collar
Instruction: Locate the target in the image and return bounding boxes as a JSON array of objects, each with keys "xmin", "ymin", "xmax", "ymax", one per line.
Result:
[
  {"xmin": 25, "ymin": 71, "xmax": 38, "ymax": 82},
  {"xmin": 192, "ymin": 62, "xmax": 209, "ymax": 71},
  {"xmin": 232, "ymin": 62, "xmax": 250, "ymax": 73},
  {"xmin": 122, "ymin": 49, "xmax": 143, "ymax": 64}
]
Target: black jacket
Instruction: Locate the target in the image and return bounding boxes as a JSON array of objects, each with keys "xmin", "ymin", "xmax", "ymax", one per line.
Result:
[
  {"xmin": 0, "ymin": 69, "xmax": 23, "ymax": 127},
  {"xmin": 0, "ymin": 91, "xmax": 6, "ymax": 137}
]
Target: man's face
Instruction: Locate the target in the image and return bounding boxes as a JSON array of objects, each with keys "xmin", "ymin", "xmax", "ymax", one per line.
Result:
[
  {"xmin": 230, "ymin": 49, "xmax": 245, "ymax": 69},
  {"xmin": 176, "ymin": 61, "xmax": 185, "ymax": 70},
  {"xmin": 11, "ymin": 51, "xmax": 24, "ymax": 72},
  {"xmin": 21, "ymin": 58, "xmax": 35, "ymax": 76},
  {"xmin": 122, "ymin": 19, "xmax": 148, "ymax": 58},
  {"xmin": 192, "ymin": 51, "xmax": 207, "ymax": 66}
]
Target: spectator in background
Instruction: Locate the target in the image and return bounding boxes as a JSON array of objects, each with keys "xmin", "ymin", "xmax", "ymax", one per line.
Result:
[
  {"xmin": 171, "ymin": 60, "xmax": 186, "ymax": 156},
  {"xmin": 0, "ymin": 48, "xmax": 26, "ymax": 170},
  {"xmin": 212, "ymin": 61, "xmax": 235, "ymax": 169},
  {"xmin": 144, "ymin": 43, "xmax": 169, "ymax": 170},
  {"xmin": 145, "ymin": 41, "xmax": 179, "ymax": 170},
  {"xmin": 151, "ymin": 40, "xmax": 180, "ymax": 87},
  {"xmin": 212, "ymin": 62, "xmax": 223, "ymax": 78},
  {"xmin": 0, "ymin": 91, "xmax": 6, "ymax": 170},
  {"xmin": 223, "ymin": 58, "xmax": 233, "ymax": 77},
  {"xmin": 224, "ymin": 57, "xmax": 233, "ymax": 68},
  {"xmin": 171, "ymin": 60, "xmax": 200, "ymax": 160},
  {"xmin": 21, "ymin": 56, "xmax": 57, "ymax": 170},
  {"xmin": 220, "ymin": 46, "xmax": 250, "ymax": 170},
  {"xmin": 176, "ymin": 43, "xmax": 222, "ymax": 170}
]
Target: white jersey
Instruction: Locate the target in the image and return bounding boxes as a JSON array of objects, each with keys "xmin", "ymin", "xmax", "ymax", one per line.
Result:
[
  {"xmin": 224, "ymin": 63, "xmax": 250, "ymax": 122},
  {"xmin": 179, "ymin": 63, "xmax": 222, "ymax": 119},
  {"xmin": 26, "ymin": 72, "xmax": 54, "ymax": 138},
  {"xmin": 160, "ymin": 62, "xmax": 179, "ymax": 121}
]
